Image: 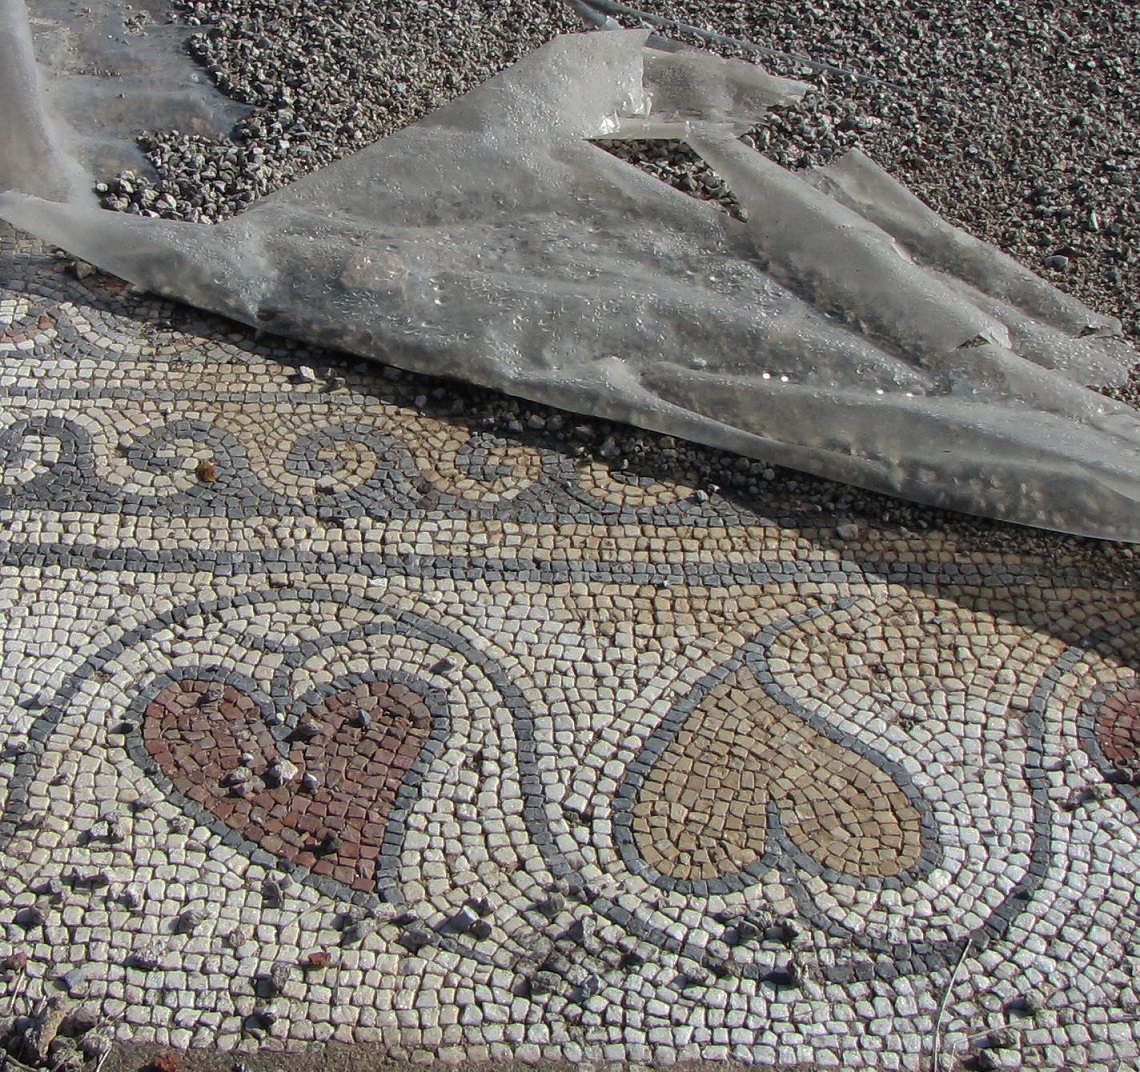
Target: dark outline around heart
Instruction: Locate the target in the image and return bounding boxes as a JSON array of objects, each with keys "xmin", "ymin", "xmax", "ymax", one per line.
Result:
[{"xmin": 127, "ymin": 665, "xmax": 450, "ymax": 906}]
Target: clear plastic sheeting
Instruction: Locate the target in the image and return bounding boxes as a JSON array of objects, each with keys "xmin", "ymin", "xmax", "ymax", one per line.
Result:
[
  {"xmin": 0, "ymin": 0, "xmax": 250, "ymax": 203},
  {"xmin": 1, "ymin": 6, "xmax": 1138, "ymax": 541}
]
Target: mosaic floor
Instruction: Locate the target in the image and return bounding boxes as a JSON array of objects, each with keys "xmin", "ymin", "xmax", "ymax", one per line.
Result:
[{"xmin": 1, "ymin": 220, "xmax": 1138, "ymax": 1071}]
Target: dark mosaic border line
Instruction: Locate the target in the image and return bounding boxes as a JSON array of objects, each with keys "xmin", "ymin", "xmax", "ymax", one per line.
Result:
[
  {"xmin": 0, "ymin": 536, "xmax": 1108, "ymax": 597},
  {"xmin": 0, "ymin": 543, "xmax": 829, "ymax": 588}
]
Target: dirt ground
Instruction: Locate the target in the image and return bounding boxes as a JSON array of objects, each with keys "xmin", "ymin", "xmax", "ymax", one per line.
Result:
[{"xmin": 100, "ymin": 1045, "xmax": 826, "ymax": 1072}]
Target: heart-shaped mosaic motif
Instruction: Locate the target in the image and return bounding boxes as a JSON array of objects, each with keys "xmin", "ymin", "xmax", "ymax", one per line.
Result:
[
  {"xmin": 1094, "ymin": 682, "xmax": 1140, "ymax": 770},
  {"xmin": 626, "ymin": 664, "xmax": 924, "ymax": 885},
  {"xmin": 143, "ymin": 676, "xmax": 432, "ymax": 893}
]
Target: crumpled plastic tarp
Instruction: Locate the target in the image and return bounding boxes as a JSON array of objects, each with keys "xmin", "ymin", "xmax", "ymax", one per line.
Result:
[{"xmin": 2, "ymin": 0, "xmax": 1139, "ymax": 540}]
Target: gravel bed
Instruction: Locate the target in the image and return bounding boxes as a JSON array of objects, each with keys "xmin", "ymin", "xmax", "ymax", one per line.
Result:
[
  {"xmin": 99, "ymin": 0, "xmax": 579, "ymax": 221},
  {"xmin": 98, "ymin": 0, "xmax": 1138, "ymax": 408},
  {"xmin": 593, "ymin": 0, "xmax": 1138, "ymax": 335}
]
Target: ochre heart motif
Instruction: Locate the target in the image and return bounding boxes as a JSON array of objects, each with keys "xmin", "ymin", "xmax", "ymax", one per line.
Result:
[
  {"xmin": 631, "ymin": 665, "xmax": 924, "ymax": 882},
  {"xmin": 143, "ymin": 677, "xmax": 432, "ymax": 893}
]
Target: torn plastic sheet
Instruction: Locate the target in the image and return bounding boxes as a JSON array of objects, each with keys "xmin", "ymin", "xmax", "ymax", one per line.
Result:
[{"xmin": 0, "ymin": 6, "xmax": 1138, "ymax": 541}]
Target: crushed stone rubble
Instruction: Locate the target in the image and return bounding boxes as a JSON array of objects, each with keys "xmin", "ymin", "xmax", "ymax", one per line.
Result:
[{"xmin": 100, "ymin": 0, "xmax": 1137, "ymax": 361}]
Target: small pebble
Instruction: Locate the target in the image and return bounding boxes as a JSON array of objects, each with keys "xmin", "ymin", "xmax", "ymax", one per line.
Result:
[
  {"xmin": 266, "ymin": 757, "xmax": 299, "ymax": 787},
  {"xmin": 292, "ymin": 716, "xmax": 323, "ymax": 741},
  {"xmin": 59, "ymin": 965, "xmax": 88, "ymax": 992},
  {"xmin": 177, "ymin": 906, "xmax": 207, "ymax": 934},
  {"xmin": 2, "ymin": 951, "xmax": 29, "ymax": 972},
  {"xmin": 341, "ymin": 918, "xmax": 376, "ymax": 947}
]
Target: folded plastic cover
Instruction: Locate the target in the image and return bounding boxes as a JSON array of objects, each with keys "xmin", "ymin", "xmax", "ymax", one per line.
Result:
[{"xmin": 1, "ymin": 0, "xmax": 1138, "ymax": 540}]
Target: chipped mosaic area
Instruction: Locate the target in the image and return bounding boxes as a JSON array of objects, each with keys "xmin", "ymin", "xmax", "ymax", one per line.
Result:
[{"xmin": 1, "ymin": 222, "xmax": 1139, "ymax": 1072}]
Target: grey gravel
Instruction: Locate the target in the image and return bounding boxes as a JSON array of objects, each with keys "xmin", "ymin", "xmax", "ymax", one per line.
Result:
[
  {"xmin": 57, "ymin": 965, "xmax": 89, "ymax": 993},
  {"xmin": 594, "ymin": 0, "xmax": 1139, "ymax": 379},
  {"xmin": 100, "ymin": 0, "xmax": 1138, "ymax": 413},
  {"xmin": 291, "ymin": 716, "xmax": 323, "ymax": 741},
  {"xmin": 100, "ymin": 0, "xmax": 579, "ymax": 223},
  {"xmin": 129, "ymin": 938, "xmax": 165, "ymax": 971}
]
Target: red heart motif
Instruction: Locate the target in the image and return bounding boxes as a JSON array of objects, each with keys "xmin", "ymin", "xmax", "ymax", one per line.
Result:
[
  {"xmin": 1096, "ymin": 684, "xmax": 1140, "ymax": 769},
  {"xmin": 142, "ymin": 677, "xmax": 432, "ymax": 893}
]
